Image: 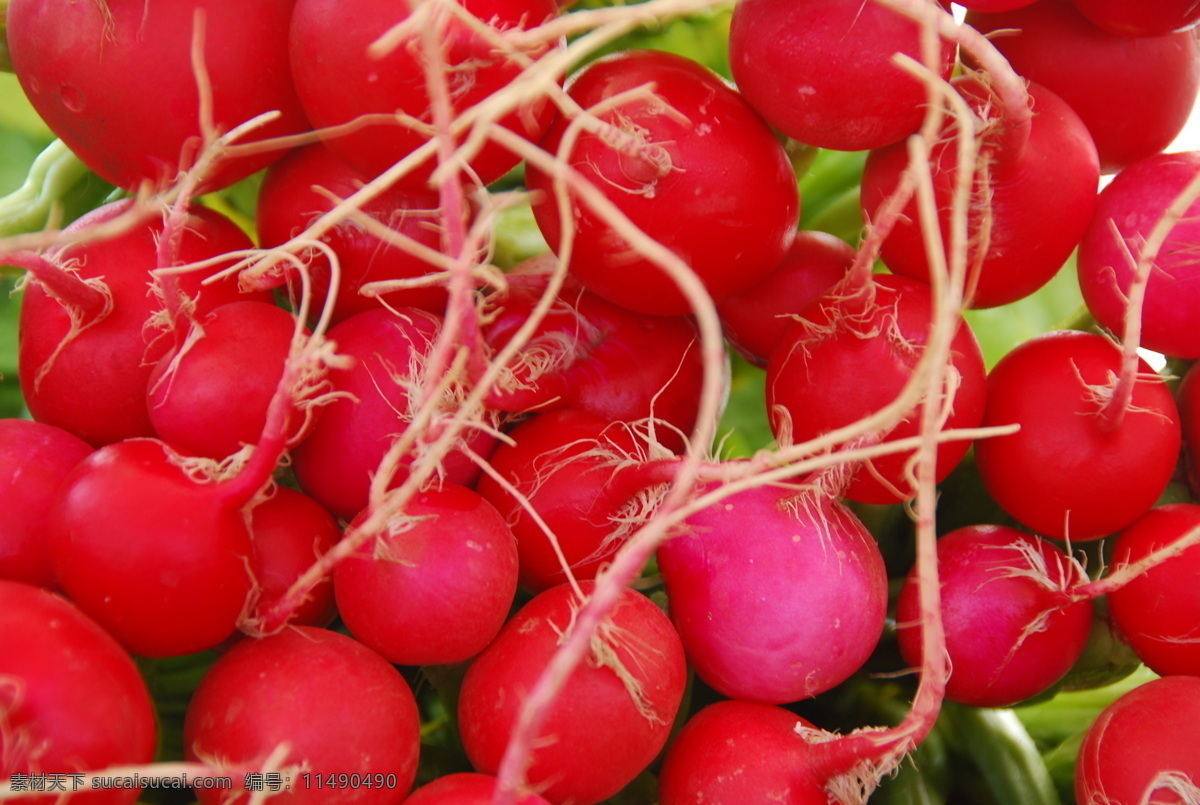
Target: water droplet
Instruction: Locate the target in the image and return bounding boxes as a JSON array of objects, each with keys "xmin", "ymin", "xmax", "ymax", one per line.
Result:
[
  {"xmin": 60, "ymin": 85, "xmax": 85, "ymax": 113},
  {"xmin": 27, "ymin": 77, "xmax": 42, "ymax": 95}
]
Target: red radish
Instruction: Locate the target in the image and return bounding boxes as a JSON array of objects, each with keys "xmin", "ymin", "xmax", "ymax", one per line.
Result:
[
  {"xmin": 966, "ymin": 0, "xmax": 1200, "ymax": 173},
  {"xmin": 6, "ymin": 0, "xmax": 308, "ymax": 192},
  {"xmin": 289, "ymin": 0, "xmax": 560, "ymax": 188},
  {"xmin": 766, "ymin": 274, "xmax": 988, "ymax": 504},
  {"xmin": 457, "ymin": 582, "xmax": 687, "ymax": 805},
  {"xmin": 0, "ymin": 419, "xmax": 92, "ymax": 587},
  {"xmin": 716, "ymin": 230, "xmax": 855, "ymax": 368},
  {"xmin": 728, "ymin": 0, "xmax": 956, "ymax": 151},
  {"xmin": 1180, "ymin": 363, "xmax": 1200, "ymax": 495},
  {"xmin": 256, "ymin": 143, "xmax": 453, "ymax": 323},
  {"xmin": 526, "ymin": 49, "xmax": 800, "ymax": 316},
  {"xmin": 895, "ymin": 525, "xmax": 1093, "ymax": 708},
  {"xmin": 658, "ymin": 483, "xmax": 888, "ymax": 703},
  {"xmin": 17, "ymin": 200, "xmax": 268, "ymax": 447},
  {"xmin": 1075, "ymin": 675, "xmax": 1200, "ymax": 803},
  {"xmin": 1077, "ymin": 150, "xmax": 1200, "ymax": 358},
  {"xmin": 974, "ymin": 329, "xmax": 1181, "ymax": 541},
  {"xmin": 861, "ymin": 77, "xmax": 1100, "ymax": 309},
  {"xmin": 332, "ymin": 483, "xmax": 518, "ymax": 666},
  {"xmin": 185, "ymin": 626, "xmax": 421, "ymax": 805},
  {"xmin": 401, "ymin": 773, "xmax": 552, "ymax": 805},
  {"xmin": 1071, "ymin": 0, "xmax": 1200, "ymax": 36},
  {"xmin": 0, "ymin": 580, "xmax": 156, "ymax": 805},
  {"xmin": 958, "ymin": 0, "xmax": 1038, "ymax": 7}
]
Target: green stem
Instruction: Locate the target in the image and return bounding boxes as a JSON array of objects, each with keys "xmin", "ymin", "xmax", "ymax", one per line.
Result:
[{"xmin": 0, "ymin": 140, "xmax": 90, "ymax": 236}]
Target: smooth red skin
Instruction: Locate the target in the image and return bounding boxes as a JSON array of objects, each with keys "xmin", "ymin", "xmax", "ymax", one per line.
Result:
[
  {"xmin": 765, "ymin": 275, "xmax": 989, "ymax": 504},
  {"xmin": 290, "ymin": 308, "xmax": 492, "ymax": 521},
  {"xmin": 975, "ymin": 330, "xmax": 1182, "ymax": 541},
  {"xmin": 1071, "ymin": 0, "xmax": 1200, "ymax": 35},
  {"xmin": 458, "ymin": 583, "xmax": 687, "ymax": 805},
  {"xmin": 1078, "ymin": 151, "xmax": 1200, "ymax": 358},
  {"xmin": 185, "ymin": 627, "xmax": 420, "ymax": 805},
  {"xmin": 861, "ymin": 78, "xmax": 1100, "ymax": 310},
  {"xmin": 256, "ymin": 144, "xmax": 451, "ymax": 322},
  {"xmin": 527, "ymin": 49, "xmax": 800, "ymax": 317},
  {"xmin": 0, "ymin": 420, "xmax": 93, "ymax": 587},
  {"xmin": 401, "ymin": 773, "xmax": 552, "ymax": 805},
  {"xmin": 48, "ymin": 439, "xmax": 254, "ymax": 658},
  {"xmin": 1106, "ymin": 505, "xmax": 1200, "ymax": 675},
  {"xmin": 6, "ymin": 0, "xmax": 307, "ymax": 193},
  {"xmin": 1179, "ymin": 363, "xmax": 1200, "ymax": 495},
  {"xmin": 1076, "ymin": 676, "xmax": 1200, "ymax": 804},
  {"xmin": 289, "ymin": 0, "xmax": 558, "ymax": 188},
  {"xmin": 728, "ymin": 0, "xmax": 956, "ymax": 151},
  {"xmin": 895, "ymin": 525, "xmax": 1093, "ymax": 708},
  {"xmin": 658, "ymin": 701, "xmax": 823, "ymax": 805},
  {"xmin": 966, "ymin": 1, "xmax": 1200, "ymax": 173},
  {"xmin": 147, "ymin": 301, "xmax": 302, "ymax": 460},
  {"xmin": 659, "ymin": 485, "xmax": 887, "ymax": 703},
  {"xmin": 19, "ymin": 201, "xmax": 269, "ymax": 447},
  {"xmin": 247, "ymin": 487, "xmax": 342, "ymax": 630},
  {"xmin": 717, "ymin": 231, "xmax": 855, "ymax": 367},
  {"xmin": 0, "ymin": 581, "xmax": 156, "ymax": 805},
  {"xmin": 333, "ymin": 483, "xmax": 518, "ymax": 665},
  {"xmin": 474, "ymin": 410, "xmax": 657, "ymax": 592},
  {"xmin": 958, "ymin": 0, "xmax": 1039, "ymax": 8}
]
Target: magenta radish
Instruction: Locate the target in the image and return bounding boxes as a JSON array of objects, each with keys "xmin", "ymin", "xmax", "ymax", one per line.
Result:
[
  {"xmin": 288, "ymin": 0, "xmax": 559, "ymax": 188},
  {"xmin": 658, "ymin": 483, "xmax": 887, "ymax": 703},
  {"xmin": 0, "ymin": 580, "xmax": 156, "ymax": 805},
  {"xmin": 895, "ymin": 525, "xmax": 1093, "ymax": 708},
  {"xmin": 728, "ymin": 0, "xmax": 956, "ymax": 151},
  {"xmin": 184, "ymin": 626, "xmax": 421, "ymax": 805},
  {"xmin": 765, "ymin": 274, "xmax": 988, "ymax": 504},
  {"xmin": 974, "ymin": 329, "xmax": 1181, "ymax": 541},
  {"xmin": 861, "ymin": 77, "xmax": 1100, "ymax": 309},
  {"xmin": 332, "ymin": 483, "xmax": 518, "ymax": 666},
  {"xmin": 401, "ymin": 773, "xmax": 552, "ymax": 805},
  {"xmin": 457, "ymin": 581, "xmax": 687, "ymax": 805},
  {"xmin": 6, "ymin": 0, "xmax": 308, "ymax": 192},
  {"xmin": 1071, "ymin": 0, "xmax": 1200, "ymax": 36},
  {"xmin": 0, "ymin": 419, "xmax": 93, "ymax": 587},
  {"xmin": 1077, "ymin": 150, "xmax": 1200, "ymax": 358},
  {"xmin": 1075, "ymin": 675, "xmax": 1200, "ymax": 803},
  {"xmin": 526, "ymin": 49, "xmax": 800, "ymax": 317},
  {"xmin": 255, "ymin": 143, "xmax": 453, "ymax": 322}
]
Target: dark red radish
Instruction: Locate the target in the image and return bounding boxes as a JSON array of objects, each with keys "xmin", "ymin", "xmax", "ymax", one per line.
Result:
[
  {"xmin": 1107, "ymin": 505, "xmax": 1200, "ymax": 676},
  {"xmin": 0, "ymin": 419, "xmax": 93, "ymax": 587},
  {"xmin": 1077, "ymin": 150, "xmax": 1200, "ymax": 358},
  {"xmin": 728, "ymin": 0, "xmax": 956, "ymax": 151},
  {"xmin": 861, "ymin": 76, "xmax": 1099, "ymax": 310},
  {"xmin": 474, "ymin": 409, "xmax": 674, "ymax": 592},
  {"xmin": 716, "ymin": 230, "xmax": 855, "ymax": 368},
  {"xmin": 526, "ymin": 49, "xmax": 800, "ymax": 317},
  {"xmin": 332, "ymin": 483, "xmax": 518, "ymax": 666},
  {"xmin": 147, "ymin": 301, "xmax": 304, "ymax": 460},
  {"xmin": 184, "ymin": 626, "xmax": 421, "ymax": 805},
  {"xmin": 0, "ymin": 581, "xmax": 157, "ymax": 805},
  {"xmin": 1071, "ymin": 0, "xmax": 1200, "ymax": 36},
  {"xmin": 6, "ymin": 0, "xmax": 308, "ymax": 192},
  {"xmin": 401, "ymin": 773, "xmax": 552, "ymax": 805},
  {"xmin": 975, "ymin": 330, "xmax": 1181, "ymax": 541},
  {"xmin": 658, "ymin": 484, "xmax": 888, "ymax": 703},
  {"xmin": 1076, "ymin": 675, "xmax": 1200, "ymax": 803},
  {"xmin": 256, "ymin": 143, "xmax": 453, "ymax": 322},
  {"xmin": 966, "ymin": 1, "xmax": 1200, "ymax": 173},
  {"xmin": 457, "ymin": 582, "xmax": 687, "ymax": 805},
  {"xmin": 895, "ymin": 525, "xmax": 1093, "ymax": 708},
  {"xmin": 765, "ymin": 274, "xmax": 988, "ymax": 504},
  {"xmin": 289, "ymin": 0, "xmax": 559, "ymax": 188},
  {"xmin": 17, "ymin": 200, "xmax": 269, "ymax": 447},
  {"xmin": 246, "ymin": 487, "xmax": 343, "ymax": 631}
]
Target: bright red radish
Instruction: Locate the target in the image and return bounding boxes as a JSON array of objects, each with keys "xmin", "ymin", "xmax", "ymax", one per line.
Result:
[
  {"xmin": 401, "ymin": 773, "xmax": 552, "ymax": 805},
  {"xmin": 526, "ymin": 49, "xmax": 800, "ymax": 316},
  {"xmin": 0, "ymin": 419, "xmax": 92, "ymax": 587},
  {"xmin": 1071, "ymin": 0, "xmax": 1200, "ymax": 36},
  {"xmin": 0, "ymin": 580, "xmax": 156, "ymax": 805},
  {"xmin": 658, "ymin": 483, "xmax": 888, "ymax": 703},
  {"xmin": 895, "ymin": 525, "xmax": 1093, "ymax": 708},
  {"xmin": 457, "ymin": 582, "xmax": 687, "ymax": 805},
  {"xmin": 974, "ymin": 329, "xmax": 1181, "ymax": 541},
  {"xmin": 184, "ymin": 626, "xmax": 421, "ymax": 805},
  {"xmin": 1180, "ymin": 362, "xmax": 1200, "ymax": 495}
]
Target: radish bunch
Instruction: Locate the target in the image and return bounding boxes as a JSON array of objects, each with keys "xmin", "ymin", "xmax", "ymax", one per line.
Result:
[{"xmin": 3, "ymin": 0, "xmax": 1200, "ymax": 803}]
